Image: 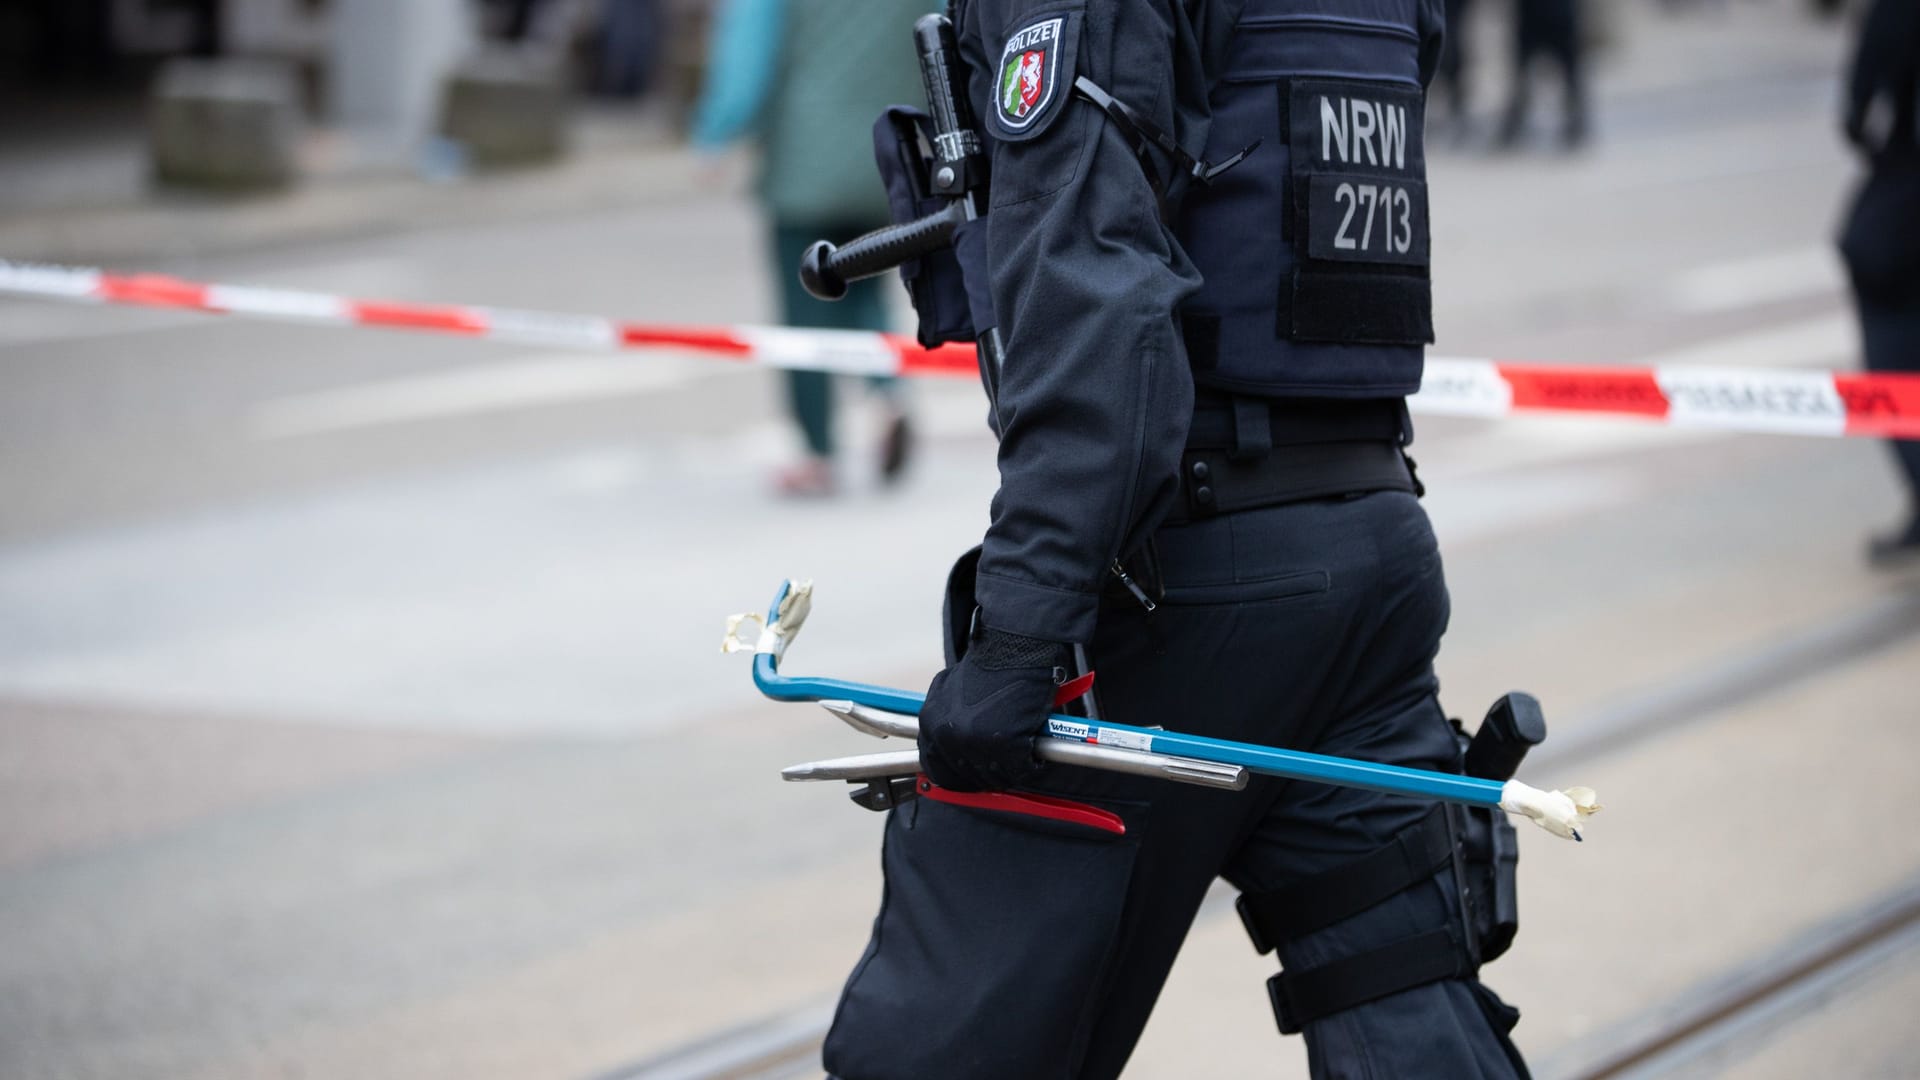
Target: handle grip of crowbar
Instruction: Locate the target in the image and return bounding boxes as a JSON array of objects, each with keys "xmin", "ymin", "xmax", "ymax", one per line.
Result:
[{"xmin": 727, "ymin": 580, "xmax": 1600, "ymax": 840}]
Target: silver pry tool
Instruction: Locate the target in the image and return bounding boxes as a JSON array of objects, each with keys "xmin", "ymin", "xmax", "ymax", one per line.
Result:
[{"xmin": 779, "ymin": 701, "xmax": 1250, "ymax": 791}]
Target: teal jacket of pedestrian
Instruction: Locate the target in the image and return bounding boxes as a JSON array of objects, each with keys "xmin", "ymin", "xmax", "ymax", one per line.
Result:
[{"xmin": 691, "ymin": 0, "xmax": 934, "ymax": 227}]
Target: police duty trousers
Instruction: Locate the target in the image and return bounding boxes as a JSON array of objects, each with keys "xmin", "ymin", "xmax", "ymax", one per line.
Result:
[{"xmin": 822, "ymin": 491, "xmax": 1530, "ymax": 1080}]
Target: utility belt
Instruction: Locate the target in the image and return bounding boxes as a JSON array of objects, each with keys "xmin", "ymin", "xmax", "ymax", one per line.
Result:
[{"xmin": 1167, "ymin": 395, "xmax": 1420, "ymax": 525}]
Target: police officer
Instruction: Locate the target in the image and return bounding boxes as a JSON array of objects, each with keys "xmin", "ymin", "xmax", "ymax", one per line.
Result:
[
  {"xmin": 1497, "ymin": 0, "xmax": 1588, "ymax": 150},
  {"xmin": 1839, "ymin": 0, "xmax": 1920, "ymax": 567},
  {"xmin": 822, "ymin": 2, "xmax": 1531, "ymax": 1077},
  {"xmin": 1437, "ymin": 0, "xmax": 1477, "ymax": 131}
]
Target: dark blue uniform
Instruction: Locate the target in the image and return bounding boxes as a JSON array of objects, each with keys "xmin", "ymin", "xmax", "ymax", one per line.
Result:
[{"xmin": 824, "ymin": 2, "xmax": 1531, "ymax": 1076}]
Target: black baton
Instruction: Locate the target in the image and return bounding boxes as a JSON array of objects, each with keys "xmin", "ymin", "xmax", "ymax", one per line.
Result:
[{"xmin": 799, "ymin": 13, "xmax": 989, "ymax": 302}]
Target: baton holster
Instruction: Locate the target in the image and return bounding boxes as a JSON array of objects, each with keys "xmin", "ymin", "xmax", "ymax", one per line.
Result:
[
  {"xmin": 872, "ymin": 107, "xmax": 988, "ymax": 347},
  {"xmin": 941, "ymin": 543, "xmax": 984, "ymax": 666}
]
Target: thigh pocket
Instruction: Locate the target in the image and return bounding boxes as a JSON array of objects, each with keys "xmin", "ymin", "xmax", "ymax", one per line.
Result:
[
  {"xmin": 1158, "ymin": 569, "xmax": 1330, "ymax": 607},
  {"xmin": 823, "ymin": 796, "xmax": 1145, "ymax": 1080}
]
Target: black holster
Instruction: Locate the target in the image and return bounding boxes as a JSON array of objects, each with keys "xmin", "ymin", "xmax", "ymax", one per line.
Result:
[
  {"xmin": 941, "ymin": 544, "xmax": 985, "ymax": 667},
  {"xmin": 1452, "ymin": 722, "xmax": 1523, "ymax": 964},
  {"xmin": 872, "ymin": 107, "xmax": 991, "ymax": 347}
]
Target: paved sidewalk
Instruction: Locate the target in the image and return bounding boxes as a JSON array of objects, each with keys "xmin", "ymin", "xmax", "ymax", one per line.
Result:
[
  {"xmin": 0, "ymin": 99, "xmax": 705, "ymax": 266},
  {"xmin": 1, "ymin": 0, "xmax": 1849, "ymax": 269}
]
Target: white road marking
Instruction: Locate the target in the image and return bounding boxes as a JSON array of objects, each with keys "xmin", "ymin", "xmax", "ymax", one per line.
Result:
[
  {"xmin": 1664, "ymin": 246, "xmax": 1845, "ymax": 315},
  {"xmin": 551, "ymin": 447, "xmax": 655, "ymax": 495},
  {"xmin": 247, "ymin": 353, "xmax": 731, "ymax": 439},
  {"xmin": 1423, "ymin": 414, "xmax": 1725, "ymax": 482},
  {"xmin": 1578, "ymin": 110, "xmax": 1852, "ymax": 195},
  {"xmin": 1636, "ymin": 312, "xmax": 1857, "ymax": 371},
  {"xmin": 0, "ymin": 298, "xmax": 203, "ymax": 349}
]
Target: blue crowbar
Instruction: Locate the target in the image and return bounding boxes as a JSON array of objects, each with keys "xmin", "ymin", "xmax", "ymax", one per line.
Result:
[{"xmin": 724, "ymin": 580, "xmax": 1598, "ymax": 841}]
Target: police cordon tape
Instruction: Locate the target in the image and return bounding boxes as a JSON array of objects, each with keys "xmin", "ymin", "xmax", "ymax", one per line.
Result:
[{"xmin": 6, "ymin": 257, "xmax": 1919, "ymax": 439}]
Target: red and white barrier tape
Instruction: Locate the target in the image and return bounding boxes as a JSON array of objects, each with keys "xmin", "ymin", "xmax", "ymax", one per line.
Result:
[{"xmin": 5, "ymin": 258, "xmax": 1918, "ymax": 438}]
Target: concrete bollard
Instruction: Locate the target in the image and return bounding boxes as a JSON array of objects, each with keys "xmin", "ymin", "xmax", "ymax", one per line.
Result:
[
  {"xmin": 150, "ymin": 59, "xmax": 303, "ymax": 191},
  {"xmin": 438, "ymin": 50, "xmax": 570, "ymax": 169}
]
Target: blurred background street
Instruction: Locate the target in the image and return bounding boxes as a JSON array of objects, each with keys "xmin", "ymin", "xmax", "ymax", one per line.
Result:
[{"xmin": 3, "ymin": 0, "xmax": 1919, "ymax": 1077}]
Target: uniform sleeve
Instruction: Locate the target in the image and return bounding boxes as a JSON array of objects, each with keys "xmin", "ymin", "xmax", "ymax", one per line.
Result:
[{"xmin": 962, "ymin": 0, "xmax": 1204, "ymax": 644}]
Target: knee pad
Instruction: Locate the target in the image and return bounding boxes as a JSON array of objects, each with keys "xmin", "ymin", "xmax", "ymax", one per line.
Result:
[
  {"xmin": 1236, "ymin": 805, "xmax": 1483, "ymax": 1033},
  {"xmin": 1237, "ymin": 708, "xmax": 1527, "ymax": 1033}
]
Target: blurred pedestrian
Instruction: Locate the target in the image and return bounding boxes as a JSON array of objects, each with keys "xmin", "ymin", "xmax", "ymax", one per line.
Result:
[
  {"xmin": 597, "ymin": 0, "xmax": 663, "ymax": 97},
  {"xmin": 1838, "ymin": 0, "xmax": 1920, "ymax": 567},
  {"xmin": 1497, "ymin": 0, "xmax": 1588, "ymax": 150},
  {"xmin": 187, "ymin": 0, "xmax": 222, "ymax": 56},
  {"xmin": 1436, "ymin": 0, "xmax": 1476, "ymax": 131},
  {"xmin": 691, "ymin": 0, "xmax": 928, "ymax": 497},
  {"xmin": 501, "ymin": 0, "xmax": 548, "ymax": 41},
  {"xmin": 22, "ymin": 0, "xmax": 115, "ymax": 82}
]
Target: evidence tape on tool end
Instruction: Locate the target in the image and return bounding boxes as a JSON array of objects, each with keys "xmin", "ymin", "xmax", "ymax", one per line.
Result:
[
  {"xmin": 1500, "ymin": 780, "xmax": 1603, "ymax": 841},
  {"xmin": 720, "ymin": 579, "xmax": 814, "ymax": 660}
]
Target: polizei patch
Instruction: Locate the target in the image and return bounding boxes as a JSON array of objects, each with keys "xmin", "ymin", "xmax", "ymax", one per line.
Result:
[{"xmin": 996, "ymin": 18, "xmax": 1064, "ymax": 134}]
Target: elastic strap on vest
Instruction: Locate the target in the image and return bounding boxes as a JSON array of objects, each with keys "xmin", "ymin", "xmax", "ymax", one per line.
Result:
[
  {"xmin": 1236, "ymin": 808, "xmax": 1476, "ymax": 1033},
  {"xmin": 1071, "ymin": 75, "xmax": 1258, "ymax": 204},
  {"xmin": 1181, "ymin": 313, "xmax": 1222, "ymax": 373},
  {"xmin": 1230, "ymin": 397, "xmax": 1273, "ymax": 461}
]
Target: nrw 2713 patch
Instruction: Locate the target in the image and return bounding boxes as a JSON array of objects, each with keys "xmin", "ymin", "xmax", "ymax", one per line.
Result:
[{"xmin": 996, "ymin": 17, "xmax": 1065, "ymax": 134}]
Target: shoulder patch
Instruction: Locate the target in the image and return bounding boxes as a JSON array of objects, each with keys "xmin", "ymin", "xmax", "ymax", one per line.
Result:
[{"xmin": 991, "ymin": 13, "xmax": 1077, "ymax": 141}]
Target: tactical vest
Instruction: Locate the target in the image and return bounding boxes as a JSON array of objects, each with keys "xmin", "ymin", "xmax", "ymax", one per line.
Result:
[{"xmin": 1175, "ymin": 0, "xmax": 1437, "ymax": 400}]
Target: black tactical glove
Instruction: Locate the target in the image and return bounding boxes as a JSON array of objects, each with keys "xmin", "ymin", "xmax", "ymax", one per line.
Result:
[{"xmin": 918, "ymin": 624, "xmax": 1072, "ymax": 793}]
